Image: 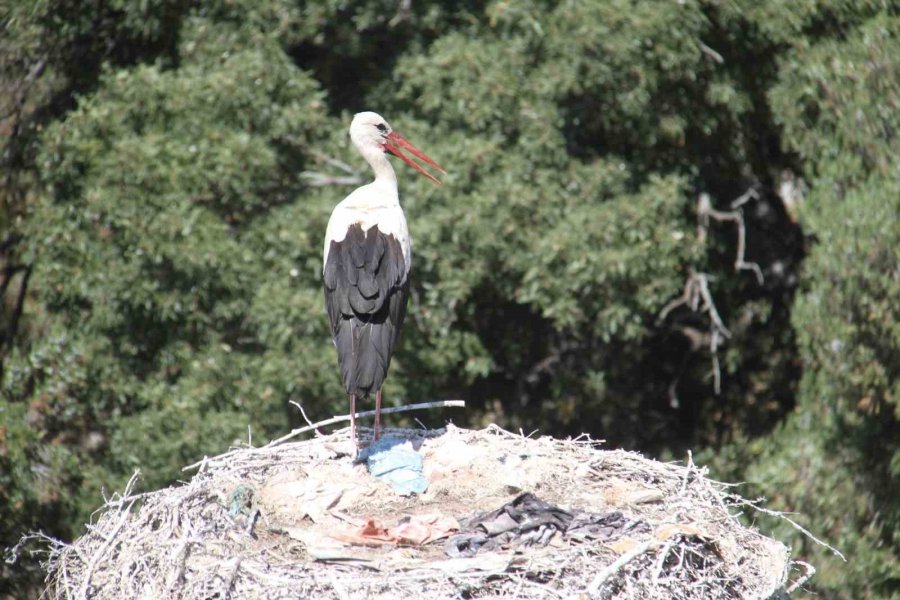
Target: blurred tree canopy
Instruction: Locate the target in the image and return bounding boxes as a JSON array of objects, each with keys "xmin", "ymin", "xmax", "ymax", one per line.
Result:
[{"xmin": 1, "ymin": 1, "xmax": 897, "ymax": 597}]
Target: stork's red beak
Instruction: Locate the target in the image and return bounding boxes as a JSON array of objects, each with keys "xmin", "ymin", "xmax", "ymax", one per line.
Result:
[{"xmin": 383, "ymin": 131, "xmax": 446, "ymax": 185}]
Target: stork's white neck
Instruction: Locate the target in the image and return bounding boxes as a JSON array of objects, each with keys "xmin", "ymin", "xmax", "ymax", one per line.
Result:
[{"xmin": 357, "ymin": 142, "xmax": 398, "ymax": 194}]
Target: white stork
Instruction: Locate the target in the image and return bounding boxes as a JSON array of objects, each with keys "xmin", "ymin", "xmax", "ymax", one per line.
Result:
[{"xmin": 323, "ymin": 111, "xmax": 444, "ymax": 448}]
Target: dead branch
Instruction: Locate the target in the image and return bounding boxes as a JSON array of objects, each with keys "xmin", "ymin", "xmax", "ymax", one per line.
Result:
[
  {"xmin": 777, "ymin": 170, "xmax": 806, "ymax": 224},
  {"xmin": 165, "ymin": 538, "xmax": 194, "ymax": 594},
  {"xmin": 587, "ymin": 540, "xmax": 660, "ymax": 595},
  {"xmin": 264, "ymin": 399, "xmax": 466, "ymax": 448},
  {"xmin": 279, "ymin": 143, "xmax": 363, "ymax": 186},
  {"xmin": 0, "ymin": 57, "xmax": 47, "ymax": 123},
  {"xmin": 388, "ymin": 0, "xmax": 414, "ymax": 27},
  {"xmin": 183, "ymin": 400, "xmax": 466, "ymax": 470},
  {"xmin": 299, "ymin": 172, "xmax": 363, "ymax": 187},
  {"xmin": 698, "ymin": 41, "xmax": 724, "ymax": 64},
  {"xmin": 308, "ymin": 150, "xmax": 358, "ymax": 175},
  {"xmin": 79, "ymin": 472, "xmax": 141, "ymax": 599},
  {"xmin": 0, "ymin": 264, "xmax": 27, "ymax": 301},
  {"xmin": 524, "ymin": 352, "xmax": 561, "ymax": 385},
  {"xmin": 0, "ymin": 264, "xmax": 32, "ymax": 380},
  {"xmin": 730, "ymin": 494, "xmax": 846, "ymax": 561},
  {"xmin": 697, "ymin": 190, "xmax": 764, "ymax": 285},
  {"xmin": 289, "ymin": 400, "xmax": 317, "ymax": 429},
  {"xmin": 661, "ymin": 188, "xmax": 766, "ymax": 397},
  {"xmin": 659, "ymin": 271, "xmax": 731, "ymax": 395},
  {"xmin": 659, "ymin": 271, "xmax": 730, "ymax": 340}
]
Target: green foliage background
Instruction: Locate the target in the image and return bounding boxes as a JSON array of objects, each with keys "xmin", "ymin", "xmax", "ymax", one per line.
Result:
[{"xmin": 1, "ymin": 1, "xmax": 897, "ymax": 597}]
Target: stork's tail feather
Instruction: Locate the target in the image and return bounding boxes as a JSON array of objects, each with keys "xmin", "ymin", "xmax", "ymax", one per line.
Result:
[{"xmin": 332, "ymin": 314, "xmax": 400, "ymax": 398}]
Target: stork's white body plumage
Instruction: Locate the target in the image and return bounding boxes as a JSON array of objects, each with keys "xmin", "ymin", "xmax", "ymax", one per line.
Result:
[
  {"xmin": 323, "ymin": 180, "xmax": 412, "ymax": 272},
  {"xmin": 322, "ymin": 112, "xmax": 443, "ymax": 448}
]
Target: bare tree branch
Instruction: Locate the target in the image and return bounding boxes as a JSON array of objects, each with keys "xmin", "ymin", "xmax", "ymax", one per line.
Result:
[
  {"xmin": 698, "ymin": 41, "xmax": 724, "ymax": 64},
  {"xmin": 388, "ymin": 0, "xmax": 414, "ymax": 27},
  {"xmin": 662, "ymin": 188, "xmax": 768, "ymax": 397},
  {"xmin": 659, "ymin": 271, "xmax": 731, "ymax": 396},
  {"xmin": 299, "ymin": 172, "xmax": 363, "ymax": 187},
  {"xmin": 0, "ymin": 264, "xmax": 31, "ymax": 379},
  {"xmin": 697, "ymin": 190, "xmax": 764, "ymax": 285},
  {"xmin": 308, "ymin": 149, "xmax": 359, "ymax": 175},
  {"xmin": 524, "ymin": 352, "xmax": 561, "ymax": 385},
  {"xmin": 0, "ymin": 57, "xmax": 47, "ymax": 122},
  {"xmin": 695, "ymin": 271, "xmax": 731, "ymax": 338}
]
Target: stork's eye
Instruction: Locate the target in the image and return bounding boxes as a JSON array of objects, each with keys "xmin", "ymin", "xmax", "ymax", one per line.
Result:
[{"xmin": 376, "ymin": 123, "xmax": 388, "ymax": 133}]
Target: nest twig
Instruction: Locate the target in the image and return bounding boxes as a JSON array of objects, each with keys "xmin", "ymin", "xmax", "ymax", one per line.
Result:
[{"xmin": 183, "ymin": 400, "xmax": 466, "ymax": 471}]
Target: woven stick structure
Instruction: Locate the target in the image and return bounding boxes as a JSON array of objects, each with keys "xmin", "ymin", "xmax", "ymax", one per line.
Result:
[{"xmin": 35, "ymin": 425, "xmax": 817, "ymax": 599}]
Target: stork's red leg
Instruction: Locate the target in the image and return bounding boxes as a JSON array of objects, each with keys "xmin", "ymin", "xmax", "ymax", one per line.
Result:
[
  {"xmin": 350, "ymin": 393, "xmax": 358, "ymax": 448},
  {"xmin": 374, "ymin": 389, "xmax": 383, "ymax": 441}
]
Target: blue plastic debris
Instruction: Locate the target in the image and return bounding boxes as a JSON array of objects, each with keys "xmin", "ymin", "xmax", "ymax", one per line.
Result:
[{"xmin": 360, "ymin": 436, "xmax": 428, "ymax": 496}]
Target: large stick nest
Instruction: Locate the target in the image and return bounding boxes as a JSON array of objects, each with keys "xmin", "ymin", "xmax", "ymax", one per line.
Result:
[{"xmin": 40, "ymin": 425, "xmax": 810, "ymax": 599}]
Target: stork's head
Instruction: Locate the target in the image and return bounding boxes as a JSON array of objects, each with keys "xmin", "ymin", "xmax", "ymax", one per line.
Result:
[{"xmin": 350, "ymin": 111, "xmax": 445, "ymax": 184}]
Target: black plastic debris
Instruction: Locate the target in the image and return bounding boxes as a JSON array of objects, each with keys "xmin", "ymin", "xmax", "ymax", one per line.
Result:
[
  {"xmin": 566, "ymin": 510, "xmax": 649, "ymax": 542},
  {"xmin": 445, "ymin": 492, "xmax": 647, "ymax": 558}
]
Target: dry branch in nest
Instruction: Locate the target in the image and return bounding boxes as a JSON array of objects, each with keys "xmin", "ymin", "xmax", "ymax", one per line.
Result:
[{"xmin": 30, "ymin": 426, "xmax": 818, "ymax": 599}]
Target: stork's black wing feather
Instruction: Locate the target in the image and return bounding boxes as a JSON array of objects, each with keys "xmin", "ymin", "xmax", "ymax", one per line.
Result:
[{"xmin": 323, "ymin": 223, "xmax": 408, "ymax": 397}]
